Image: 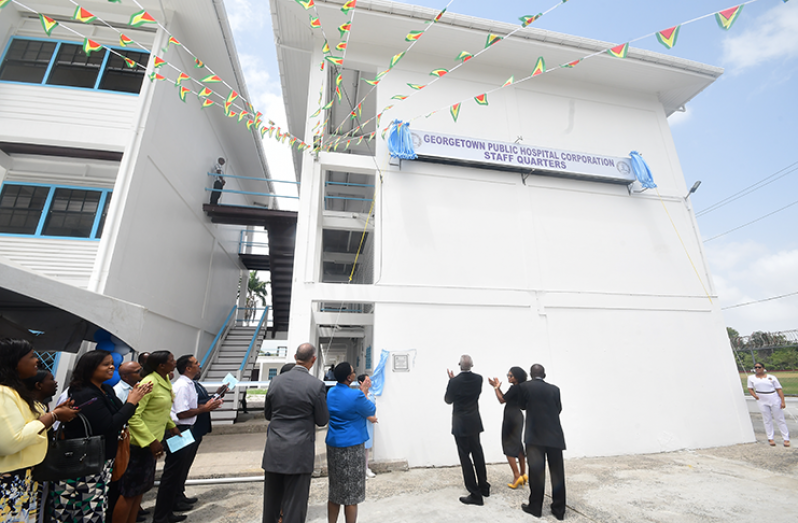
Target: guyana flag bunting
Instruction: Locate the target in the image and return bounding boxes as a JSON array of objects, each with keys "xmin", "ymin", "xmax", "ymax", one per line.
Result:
[
  {"xmin": 376, "ymin": 69, "xmax": 390, "ymax": 80},
  {"xmin": 407, "ymin": 83, "xmax": 425, "ymax": 90},
  {"xmin": 73, "ymin": 6, "xmax": 96, "ymax": 24},
  {"xmin": 129, "ymin": 10, "xmax": 157, "ymax": 28},
  {"xmin": 175, "ymin": 72, "xmax": 190, "ymax": 86},
  {"xmin": 715, "ymin": 5, "xmax": 744, "ymax": 30},
  {"xmin": 607, "ymin": 43, "xmax": 629, "ymax": 59},
  {"xmin": 197, "ymin": 87, "xmax": 212, "ymax": 98},
  {"xmin": 656, "ymin": 26, "xmax": 680, "ymax": 49},
  {"xmin": 364, "ymin": 78, "xmax": 381, "ymax": 86},
  {"xmin": 474, "ymin": 93, "xmax": 488, "ymax": 106},
  {"xmin": 519, "ymin": 14, "xmax": 541, "ymax": 27},
  {"xmin": 341, "ymin": 0, "xmax": 357, "ymax": 14},
  {"xmin": 202, "ymin": 75, "xmax": 222, "ymax": 83},
  {"xmin": 531, "ymin": 56, "xmax": 545, "ymax": 77},
  {"xmin": 560, "ymin": 59, "xmax": 581, "ymax": 68},
  {"xmin": 309, "ymin": 16, "xmax": 321, "ymax": 29},
  {"xmin": 260, "ymin": 126, "xmax": 269, "ymax": 137},
  {"xmin": 456, "ymin": 51, "xmax": 473, "ymax": 62},
  {"xmin": 153, "ymin": 56, "xmax": 166, "ymax": 68},
  {"xmin": 178, "ymin": 86, "xmax": 190, "ymax": 102},
  {"xmin": 195, "ymin": 58, "xmax": 204, "ymax": 69},
  {"xmin": 83, "ymin": 39, "xmax": 103, "ymax": 57},
  {"xmin": 433, "ymin": 8, "xmax": 446, "ymax": 23},
  {"xmin": 246, "ymin": 120, "xmax": 255, "ymax": 130},
  {"xmin": 310, "ymin": 107, "xmax": 321, "ymax": 118},
  {"xmin": 238, "ymin": 111, "xmax": 249, "ymax": 122},
  {"xmin": 163, "ymin": 37, "xmax": 181, "ymax": 52},
  {"xmin": 336, "ymin": 42, "xmax": 347, "ymax": 51},
  {"xmin": 0, "ymin": 0, "xmax": 12, "ymax": 6},
  {"xmin": 391, "ymin": 95, "xmax": 408, "ymax": 100},
  {"xmin": 326, "ymin": 56, "xmax": 344, "ymax": 66},
  {"xmin": 322, "ymin": 42, "xmax": 330, "ymax": 54},
  {"xmin": 124, "ymin": 57, "xmax": 136, "ymax": 69},
  {"xmin": 389, "ymin": 52, "xmax": 405, "ymax": 68},
  {"xmin": 336, "ymin": 74, "xmax": 343, "ymax": 86},
  {"xmin": 450, "ymin": 103, "xmax": 461, "ymax": 122},
  {"xmin": 502, "ymin": 76, "xmax": 514, "ymax": 87},
  {"xmin": 201, "ymin": 99, "xmax": 214, "ymax": 109},
  {"xmin": 429, "ymin": 68, "xmax": 448, "ymax": 77},
  {"xmin": 226, "ymin": 90, "xmax": 239, "ymax": 106},
  {"xmin": 228, "ymin": 111, "xmax": 238, "ymax": 118},
  {"xmin": 295, "ymin": 0, "xmax": 315, "ymax": 10},
  {"xmin": 40, "ymin": 15, "xmax": 58, "ymax": 36},
  {"xmin": 322, "ymin": 100, "xmax": 334, "ymax": 110},
  {"xmin": 119, "ymin": 34, "xmax": 133, "ymax": 47},
  {"xmin": 406, "ymin": 31, "xmax": 423, "ymax": 42},
  {"xmin": 338, "ymin": 22, "xmax": 351, "ymax": 38},
  {"xmin": 335, "ymin": 86, "xmax": 342, "ymax": 101},
  {"xmin": 485, "ymin": 33, "xmax": 502, "ymax": 48},
  {"xmin": 148, "ymin": 72, "xmax": 165, "ymax": 82}
]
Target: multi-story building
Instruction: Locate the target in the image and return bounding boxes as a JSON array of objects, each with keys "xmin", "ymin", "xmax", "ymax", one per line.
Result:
[{"xmin": 271, "ymin": 0, "xmax": 754, "ymax": 466}]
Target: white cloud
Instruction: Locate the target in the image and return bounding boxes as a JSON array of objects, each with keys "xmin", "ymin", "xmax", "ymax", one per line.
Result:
[
  {"xmin": 667, "ymin": 106, "xmax": 691, "ymax": 126},
  {"xmin": 705, "ymin": 240, "xmax": 798, "ymax": 335},
  {"xmin": 721, "ymin": 1, "xmax": 798, "ymax": 72},
  {"xmin": 225, "ymin": 0, "xmax": 267, "ymax": 34}
]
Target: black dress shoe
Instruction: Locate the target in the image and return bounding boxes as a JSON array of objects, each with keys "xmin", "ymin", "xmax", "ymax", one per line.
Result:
[
  {"xmin": 167, "ymin": 514, "xmax": 188, "ymax": 523},
  {"xmin": 480, "ymin": 488, "xmax": 490, "ymax": 498},
  {"xmin": 521, "ymin": 503, "xmax": 541, "ymax": 517},
  {"xmin": 180, "ymin": 496, "xmax": 199, "ymax": 504},
  {"xmin": 136, "ymin": 514, "xmax": 146, "ymax": 523},
  {"xmin": 173, "ymin": 502, "xmax": 195, "ymax": 512},
  {"xmin": 139, "ymin": 508, "xmax": 151, "ymax": 516},
  {"xmin": 459, "ymin": 494, "xmax": 484, "ymax": 506}
]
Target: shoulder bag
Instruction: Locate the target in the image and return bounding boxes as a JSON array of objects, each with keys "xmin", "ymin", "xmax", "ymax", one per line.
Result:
[
  {"xmin": 111, "ymin": 427, "xmax": 130, "ymax": 481},
  {"xmin": 33, "ymin": 413, "xmax": 105, "ymax": 482}
]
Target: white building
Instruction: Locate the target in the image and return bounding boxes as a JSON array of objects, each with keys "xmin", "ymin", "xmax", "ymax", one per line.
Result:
[
  {"xmin": 0, "ymin": 0, "xmax": 279, "ymax": 387},
  {"xmin": 271, "ymin": 0, "xmax": 754, "ymax": 467}
]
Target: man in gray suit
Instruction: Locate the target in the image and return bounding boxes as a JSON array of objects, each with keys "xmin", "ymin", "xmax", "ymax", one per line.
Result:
[{"xmin": 262, "ymin": 343, "xmax": 329, "ymax": 523}]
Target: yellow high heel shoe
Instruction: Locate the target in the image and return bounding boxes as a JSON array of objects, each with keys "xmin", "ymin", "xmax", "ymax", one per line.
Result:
[
  {"xmin": 507, "ymin": 476, "xmax": 524, "ymax": 489},
  {"xmin": 522, "ymin": 474, "xmax": 528, "ymax": 484}
]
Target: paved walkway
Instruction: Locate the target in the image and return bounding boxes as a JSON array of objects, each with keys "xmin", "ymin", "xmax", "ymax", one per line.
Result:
[{"xmin": 142, "ymin": 398, "xmax": 798, "ymax": 522}]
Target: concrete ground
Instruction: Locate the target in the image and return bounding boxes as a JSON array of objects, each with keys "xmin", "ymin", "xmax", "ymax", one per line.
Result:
[{"xmin": 142, "ymin": 398, "xmax": 798, "ymax": 523}]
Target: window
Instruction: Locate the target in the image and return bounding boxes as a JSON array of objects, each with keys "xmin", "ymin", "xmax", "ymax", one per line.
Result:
[
  {"xmin": 0, "ymin": 183, "xmax": 112, "ymax": 240},
  {"xmin": 267, "ymin": 368, "xmax": 277, "ymax": 381},
  {"xmin": 0, "ymin": 38, "xmax": 148, "ymax": 94}
]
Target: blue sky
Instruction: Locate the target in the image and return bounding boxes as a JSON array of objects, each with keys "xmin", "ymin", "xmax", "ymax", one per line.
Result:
[{"xmin": 227, "ymin": 0, "xmax": 798, "ymax": 336}]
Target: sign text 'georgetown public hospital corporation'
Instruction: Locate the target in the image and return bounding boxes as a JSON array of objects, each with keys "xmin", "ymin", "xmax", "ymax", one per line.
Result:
[{"xmin": 411, "ymin": 130, "xmax": 635, "ymax": 185}]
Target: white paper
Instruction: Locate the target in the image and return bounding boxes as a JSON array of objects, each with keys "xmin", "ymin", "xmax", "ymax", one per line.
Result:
[
  {"xmin": 222, "ymin": 373, "xmax": 239, "ymax": 389},
  {"xmin": 166, "ymin": 429, "xmax": 195, "ymax": 453}
]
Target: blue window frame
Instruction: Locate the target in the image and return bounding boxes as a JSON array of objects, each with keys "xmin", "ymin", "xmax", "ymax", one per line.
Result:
[
  {"xmin": 365, "ymin": 345, "xmax": 372, "ymax": 370},
  {"xmin": 267, "ymin": 368, "xmax": 277, "ymax": 380},
  {"xmin": 0, "ymin": 182, "xmax": 112, "ymax": 241},
  {"xmin": 0, "ymin": 37, "xmax": 149, "ymax": 95}
]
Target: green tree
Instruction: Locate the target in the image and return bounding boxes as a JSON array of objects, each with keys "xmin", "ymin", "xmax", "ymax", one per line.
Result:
[{"xmin": 245, "ymin": 271, "xmax": 269, "ymax": 321}]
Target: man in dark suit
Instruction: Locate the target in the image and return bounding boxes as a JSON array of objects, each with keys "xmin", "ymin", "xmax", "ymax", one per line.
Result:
[
  {"xmin": 445, "ymin": 354, "xmax": 490, "ymax": 506},
  {"xmin": 518, "ymin": 364, "xmax": 566, "ymax": 520},
  {"xmin": 262, "ymin": 343, "xmax": 329, "ymax": 523}
]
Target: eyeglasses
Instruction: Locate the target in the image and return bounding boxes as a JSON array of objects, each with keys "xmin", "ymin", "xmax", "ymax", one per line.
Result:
[{"xmin": 754, "ymin": 366, "xmax": 763, "ymax": 369}]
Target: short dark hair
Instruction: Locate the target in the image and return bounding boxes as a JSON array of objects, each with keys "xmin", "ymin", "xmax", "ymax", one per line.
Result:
[
  {"xmin": 509, "ymin": 366, "xmax": 527, "ymax": 383},
  {"xmin": 137, "ymin": 352, "xmax": 150, "ymax": 365},
  {"xmin": 176, "ymin": 355, "xmax": 194, "ymax": 375},
  {"xmin": 357, "ymin": 373, "xmax": 368, "ymax": 384},
  {"xmin": 529, "ymin": 364, "xmax": 546, "ymax": 379},
  {"xmin": 334, "ymin": 362, "xmax": 353, "ymax": 383},
  {"xmin": 279, "ymin": 363, "xmax": 296, "ymax": 374},
  {"xmin": 70, "ymin": 350, "xmax": 112, "ymax": 391},
  {"xmin": 0, "ymin": 339, "xmax": 38, "ymax": 414},
  {"xmin": 142, "ymin": 351, "xmax": 171, "ymax": 377},
  {"xmin": 23, "ymin": 370, "xmax": 51, "ymax": 391}
]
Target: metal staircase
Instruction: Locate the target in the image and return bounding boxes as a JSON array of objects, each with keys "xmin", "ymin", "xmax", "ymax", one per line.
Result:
[{"xmin": 200, "ymin": 306, "xmax": 269, "ymax": 424}]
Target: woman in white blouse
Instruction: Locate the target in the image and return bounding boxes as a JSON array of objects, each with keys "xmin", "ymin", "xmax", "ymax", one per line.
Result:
[{"xmin": 747, "ymin": 363, "xmax": 790, "ymax": 447}]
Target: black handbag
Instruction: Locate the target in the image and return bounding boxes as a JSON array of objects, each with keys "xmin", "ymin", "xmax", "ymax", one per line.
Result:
[{"xmin": 33, "ymin": 413, "xmax": 105, "ymax": 482}]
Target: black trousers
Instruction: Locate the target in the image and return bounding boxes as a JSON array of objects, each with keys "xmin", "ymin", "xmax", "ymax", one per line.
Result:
[
  {"xmin": 153, "ymin": 426, "xmax": 196, "ymax": 523},
  {"xmin": 526, "ymin": 444, "xmax": 566, "ymax": 519},
  {"xmin": 454, "ymin": 434, "xmax": 489, "ymax": 497},
  {"xmin": 174, "ymin": 433, "xmax": 202, "ymax": 500},
  {"xmin": 209, "ymin": 180, "xmax": 224, "ymax": 205},
  {"xmin": 262, "ymin": 471, "xmax": 312, "ymax": 523}
]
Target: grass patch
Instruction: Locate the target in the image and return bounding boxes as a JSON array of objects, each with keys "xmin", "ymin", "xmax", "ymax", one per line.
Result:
[
  {"xmin": 245, "ymin": 389, "xmax": 267, "ymax": 395},
  {"xmin": 739, "ymin": 371, "xmax": 798, "ymax": 396}
]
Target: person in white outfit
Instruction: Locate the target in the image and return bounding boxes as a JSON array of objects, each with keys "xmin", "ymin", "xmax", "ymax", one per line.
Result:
[{"xmin": 747, "ymin": 363, "xmax": 790, "ymax": 447}]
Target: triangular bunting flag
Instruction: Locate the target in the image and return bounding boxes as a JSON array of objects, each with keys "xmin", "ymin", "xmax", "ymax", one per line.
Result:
[
  {"xmin": 73, "ymin": 6, "xmax": 96, "ymax": 24},
  {"xmin": 502, "ymin": 76, "xmax": 514, "ymax": 87},
  {"xmin": 485, "ymin": 33, "xmax": 502, "ymax": 48},
  {"xmin": 153, "ymin": 56, "xmax": 166, "ymax": 68},
  {"xmin": 433, "ymin": 8, "xmax": 446, "ymax": 23},
  {"xmin": 309, "ymin": 16, "xmax": 321, "ymax": 29},
  {"xmin": 322, "ymin": 100, "xmax": 333, "ymax": 110},
  {"xmin": 391, "ymin": 95, "xmax": 408, "ymax": 100},
  {"xmin": 560, "ymin": 59, "xmax": 581, "ymax": 68},
  {"xmin": 325, "ymin": 56, "xmax": 344, "ymax": 66},
  {"xmin": 0, "ymin": 0, "xmax": 12, "ymax": 7},
  {"xmin": 148, "ymin": 72, "xmax": 165, "ymax": 82},
  {"xmin": 202, "ymin": 75, "xmax": 222, "ymax": 83},
  {"xmin": 228, "ymin": 111, "xmax": 237, "ymax": 118},
  {"xmin": 519, "ymin": 14, "xmax": 542, "ymax": 27},
  {"xmin": 197, "ymin": 87, "xmax": 212, "ymax": 98},
  {"xmin": 238, "ymin": 111, "xmax": 249, "ymax": 122},
  {"xmin": 124, "ymin": 57, "xmax": 136, "ymax": 69},
  {"xmin": 82, "ymin": 39, "xmax": 103, "ymax": 57},
  {"xmin": 341, "ymin": 0, "xmax": 357, "ymax": 14},
  {"xmin": 429, "ymin": 69, "xmax": 448, "ymax": 77},
  {"xmin": 195, "ymin": 58, "xmax": 204, "ymax": 69},
  {"xmin": 226, "ymin": 90, "xmax": 239, "ymax": 106},
  {"xmin": 656, "ymin": 26, "xmax": 680, "ymax": 49},
  {"xmin": 407, "ymin": 83, "xmax": 426, "ymax": 90},
  {"xmin": 474, "ymin": 94, "xmax": 488, "ymax": 106},
  {"xmin": 175, "ymin": 72, "xmax": 190, "ymax": 86},
  {"xmin": 715, "ymin": 5, "xmax": 744, "ymax": 30},
  {"xmin": 310, "ymin": 108, "xmax": 321, "ymax": 118},
  {"xmin": 389, "ymin": 52, "xmax": 405, "ymax": 68},
  {"xmin": 450, "ymin": 103, "xmax": 461, "ymax": 122},
  {"xmin": 406, "ymin": 31, "xmax": 423, "ymax": 42},
  {"xmin": 129, "ymin": 10, "xmax": 157, "ymax": 28},
  {"xmin": 335, "ymin": 74, "xmax": 343, "ymax": 86},
  {"xmin": 336, "ymin": 42, "xmax": 347, "ymax": 51},
  {"xmin": 295, "ymin": 0, "xmax": 315, "ymax": 10},
  {"xmin": 201, "ymin": 99, "xmax": 214, "ymax": 109},
  {"xmin": 364, "ymin": 78, "xmax": 381, "ymax": 86},
  {"xmin": 456, "ymin": 51, "xmax": 473, "ymax": 62},
  {"xmin": 531, "ymin": 56, "xmax": 545, "ymax": 77},
  {"xmin": 119, "ymin": 34, "xmax": 133, "ymax": 47},
  {"xmin": 40, "ymin": 15, "xmax": 58, "ymax": 36},
  {"xmin": 335, "ymin": 86, "xmax": 342, "ymax": 101},
  {"xmin": 178, "ymin": 86, "xmax": 190, "ymax": 102},
  {"xmin": 322, "ymin": 42, "xmax": 330, "ymax": 54},
  {"xmin": 163, "ymin": 37, "xmax": 181, "ymax": 52},
  {"xmin": 607, "ymin": 43, "xmax": 629, "ymax": 59},
  {"xmin": 338, "ymin": 22, "xmax": 351, "ymax": 38}
]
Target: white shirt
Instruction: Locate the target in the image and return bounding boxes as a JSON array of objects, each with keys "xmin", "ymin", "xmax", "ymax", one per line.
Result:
[
  {"xmin": 114, "ymin": 380, "xmax": 133, "ymax": 403},
  {"xmin": 747, "ymin": 374, "xmax": 782, "ymax": 394},
  {"xmin": 171, "ymin": 374, "xmax": 198, "ymax": 426}
]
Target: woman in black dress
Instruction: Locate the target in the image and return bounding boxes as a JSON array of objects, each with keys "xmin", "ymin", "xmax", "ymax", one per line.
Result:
[{"xmin": 488, "ymin": 366, "xmax": 527, "ymax": 489}]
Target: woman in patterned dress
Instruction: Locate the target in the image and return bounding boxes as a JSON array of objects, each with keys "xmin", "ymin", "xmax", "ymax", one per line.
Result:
[
  {"xmin": 50, "ymin": 350, "xmax": 151, "ymax": 523},
  {"xmin": 1, "ymin": 339, "xmax": 78, "ymax": 523},
  {"xmin": 325, "ymin": 362, "xmax": 376, "ymax": 523}
]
